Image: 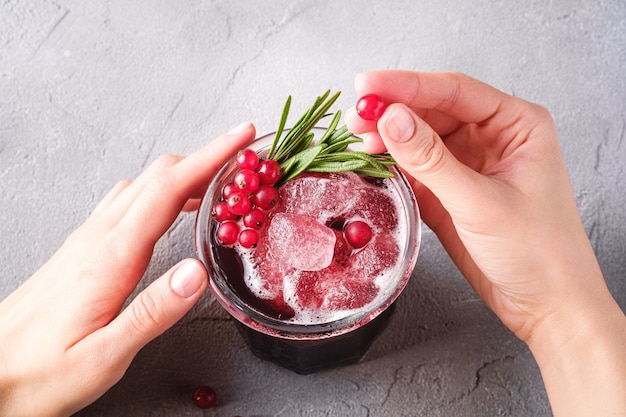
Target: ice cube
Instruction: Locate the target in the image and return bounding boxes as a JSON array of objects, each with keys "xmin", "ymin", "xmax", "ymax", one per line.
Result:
[
  {"xmin": 249, "ymin": 172, "xmax": 402, "ymax": 318},
  {"xmin": 280, "ymin": 172, "xmax": 362, "ymax": 224},
  {"xmin": 266, "ymin": 212, "xmax": 336, "ymax": 271},
  {"xmin": 352, "ymin": 188, "xmax": 399, "ymax": 230},
  {"xmin": 246, "ymin": 238, "xmax": 291, "ymax": 300},
  {"xmin": 350, "ymin": 232, "xmax": 400, "ymax": 278},
  {"xmin": 280, "ymin": 172, "xmax": 399, "ymax": 233},
  {"xmin": 293, "ymin": 230, "xmax": 388, "ymax": 312},
  {"xmin": 296, "ymin": 264, "xmax": 379, "ymax": 311}
]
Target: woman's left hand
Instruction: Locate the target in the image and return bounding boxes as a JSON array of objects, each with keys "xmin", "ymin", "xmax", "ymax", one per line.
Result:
[{"xmin": 0, "ymin": 122, "xmax": 256, "ymax": 417}]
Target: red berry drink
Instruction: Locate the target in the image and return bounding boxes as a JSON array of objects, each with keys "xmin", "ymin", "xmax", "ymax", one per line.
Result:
[{"xmin": 196, "ymin": 128, "xmax": 420, "ymax": 374}]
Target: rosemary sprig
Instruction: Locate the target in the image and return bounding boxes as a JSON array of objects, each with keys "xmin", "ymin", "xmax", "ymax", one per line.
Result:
[{"xmin": 268, "ymin": 91, "xmax": 396, "ymax": 186}]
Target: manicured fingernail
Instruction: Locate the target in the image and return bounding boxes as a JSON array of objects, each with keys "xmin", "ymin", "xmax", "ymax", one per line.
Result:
[
  {"xmin": 385, "ymin": 106, "xmax": 415, "ymax": 143},
  {"xmin": 170, "ymin": 260, "xmax": 204, "ymax": 298},
  {"xmin": 228, "ymin": 121, "xmax": 251, "ymax": 135}
]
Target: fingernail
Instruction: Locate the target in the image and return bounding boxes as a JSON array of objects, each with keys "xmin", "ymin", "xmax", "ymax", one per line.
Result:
[
  {"xmin": 170, "ymin": 260, "xmax": 204, "ymax": 298},
  {"xmin": 385, "ymin": 106, "xmax": 415, "ymax": 143},
  {"xmin": 228, "ymin": 121, "xmax": 251, "ymax": 135}
]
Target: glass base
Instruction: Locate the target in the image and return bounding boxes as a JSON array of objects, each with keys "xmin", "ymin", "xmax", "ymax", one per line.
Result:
[{"xmin": 234, "ymin": 302, "xmax": 396, "ymax": 374}]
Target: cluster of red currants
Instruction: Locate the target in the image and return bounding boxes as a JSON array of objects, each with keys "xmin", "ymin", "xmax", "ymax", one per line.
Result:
[{"xmin": 213, "ymin": 148, "xmax": 283, "ymax": 248}]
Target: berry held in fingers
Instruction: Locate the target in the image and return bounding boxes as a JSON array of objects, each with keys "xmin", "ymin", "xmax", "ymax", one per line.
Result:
[{"xmin": 356, "ymin": 94, "xmax": 386, "ymax": 121}]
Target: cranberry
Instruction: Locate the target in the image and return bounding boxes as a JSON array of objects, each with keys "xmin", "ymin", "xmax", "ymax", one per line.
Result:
[
  {"xmin": 236, "ymin": 148, "xmax": 259, "ymax": 170},
  {"xmin": 356, "ymin": 94, "xmax": 386, "ymax": 121},
  {"xmin": 256, "ymin": 159, "xmax": 283, "ymax": 185},
  {"xmin": 344, "ymin": 220, "xmax": 372, "ymax": 248},
  {"xmin": 252, "ymin": 185, "xmax": 280, "ymax": 210},
  {"xmin": 239, "ymin": 229, "xmax": 259, "ymax": 248},
  {"xmin": 216, "ymin": 221, "xmax": 240, "ymax": 245},
  {"xmin": 243, "ymin": 207, "xmax": 265, "ymax": 229},
  {"xmin": 234, "ymin": 169, "xmax": 260, "ymax": 194},
  {"xmin": 222, "ymin": 182, "xmax": 238, "ymax": 200},
  {"xmin": 212, "ymin": 201, "xmax": 238, "ymax": 222},
  {"xmin": 227, "ymin": 191, "xmax": 251, "ymax": 215},
  {"xmin": 192, "ymin": 385, "xmax": 217, "ymax": 409}
]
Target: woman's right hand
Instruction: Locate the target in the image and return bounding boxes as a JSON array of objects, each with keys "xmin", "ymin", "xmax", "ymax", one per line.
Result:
[{"xmin": 345, "ymin": 70, "xmax": 626, "ymax": 417}]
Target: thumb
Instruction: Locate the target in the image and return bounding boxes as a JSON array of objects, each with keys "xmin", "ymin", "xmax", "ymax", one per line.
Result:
[
  {"xmin": 106, "ymin": 258, "xmax": 207, "ymax": 358},
  {"xmin": 378, "ymin": 103, "xmax": 486, "ymax": 216}
]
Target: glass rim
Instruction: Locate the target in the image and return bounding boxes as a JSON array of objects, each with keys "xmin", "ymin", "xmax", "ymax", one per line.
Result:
[{"xmin": 194, "ymin": 128, "xmax": 421, "ymax": 340}]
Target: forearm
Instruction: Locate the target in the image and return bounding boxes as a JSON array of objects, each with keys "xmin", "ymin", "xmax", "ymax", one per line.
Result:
[{"xmin": 528, "ymin": 286, "xmax": 626, "ymax": 417}]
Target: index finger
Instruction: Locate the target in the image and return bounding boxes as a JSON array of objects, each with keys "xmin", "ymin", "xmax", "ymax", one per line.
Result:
[
  {"xmin": 113, "ymin": 122, "xmax": 256, "ymax": 255},
  {"xmin": 355, "ymin": 71, "xmax": 511, "ymax": 125}
]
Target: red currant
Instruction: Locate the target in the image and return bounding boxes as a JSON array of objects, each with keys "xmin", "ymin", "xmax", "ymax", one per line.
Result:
[
  {"xmin": 234, "ymin": 169, "xmax": 260, "ymax": 194},
  {"xmin": 236, "ymin": 148, "xmax": 259, "ymax": 170},
  {"xmin": 216, "ymin": 221, "xmax": 240, "ymax": 245},
  {"xmin": 243, "ymin": 207, "xmax": 265, "ymax": 229},
  {"xmin": 256, "ymin": 159, "xmax": 283, "ymax": 185},
  {"xmin": 239, "ymin": 229, "xmax": 259, "ymax": 248},
  {"xmin": 356, "ymin": 94, "xmax": 386, "ymax": 121},
  {"xmin": 192, "ymin": 385, "xmax": 217, "ymax": 409},
  {"xmin": 212, "ymin": 201, "xmax": 238, "ymax": 222},
  {"xmin": 227, "ymin": 191, "xmax": 251, "ymax": 215},
  {"xmin": 252, "ymin": 185, "xmax": 280, "ymax": 210},
  {"xmin": 221, "ymin": 182, "xmax": 238, "ymax": 200},
  {"xmin": 344, "ymin": 220, "xmax": 373, "ymax": 248}
]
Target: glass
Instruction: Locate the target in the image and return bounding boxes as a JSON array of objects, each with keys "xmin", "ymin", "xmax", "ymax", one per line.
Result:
[{"xmin": 195, "ymin": 128, "xmax": 421, "ymax": 374}]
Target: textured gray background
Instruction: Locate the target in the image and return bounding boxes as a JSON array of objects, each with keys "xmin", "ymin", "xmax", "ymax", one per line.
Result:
[{"xmin": 1, "ymin": 1, "xmax": 625, "ymax": 416}]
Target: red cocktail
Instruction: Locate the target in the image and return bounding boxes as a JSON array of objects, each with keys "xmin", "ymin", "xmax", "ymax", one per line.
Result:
[{"xmin": 195, "ymin": 123, "xmax": 420, "ymax": 373}]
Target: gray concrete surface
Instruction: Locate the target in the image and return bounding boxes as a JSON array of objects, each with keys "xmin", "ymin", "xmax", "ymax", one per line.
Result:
[{"xmin": 1, "ymin": 1, "xmax": 624, "ymax": 416}]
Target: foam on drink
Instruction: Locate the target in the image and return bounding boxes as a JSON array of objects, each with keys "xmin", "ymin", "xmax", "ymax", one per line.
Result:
[{"xmin": 231, "ymin": 171, "xmax": 407, "ymax": 325}]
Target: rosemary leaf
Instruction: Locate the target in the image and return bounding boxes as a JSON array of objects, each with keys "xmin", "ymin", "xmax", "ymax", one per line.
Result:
[
  {"xmin": 293, "ymin": 91, "xmax": 340, "ymax": 141},
  {"xmin": 274, "ymin": 90, "xmax": 338, "ymax": 163},
  {"xmin": 316, "ymin": 151, "xmax": 393, "ymax": 178},
  {"xmin": 267, "ymin": 90, "xmax": 396, "ymax": 185},
  {"xmin": 371, "ymin": 154, "xmax": 397, "ymax": 166},
  {"xmin": 269, "ymin": 95, "xmax": 291, "ymax": 160},
  {"xmin": 350, "ymin": 151, "xmax": 391, "ymax": 171},
  {"xmin": 327, "ymin": 126, "xmax": 353, "ymax": 145},
  {"xmin": 354, "ymin": 167, "xmax": 395, "ymax": 178},
  {"xmin": 317, "ymin": 110, "xmax": 342, "ymax": 146},
  {"xmin": 278, "ymin": 144, "xmax": 324, "ymax": 185},
  {"xmin": 319, "ymin": 138, "xmax": 362, "ymax": 154},
  {"xmin": 307, "ymin": 159, "xmax": 369, "ymax": 173},
  {"xmin": 276, "ymin": 131, "xmax": 315, "ymax": 162},
  {"xmin": 275, "ymin": 105, "xmax": 313, "ymax": 160}
]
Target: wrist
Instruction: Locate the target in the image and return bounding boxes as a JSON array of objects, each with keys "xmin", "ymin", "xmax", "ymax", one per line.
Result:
[{"xmin": 527, "ymin": 284, "xmax": 626, "ymax": 416}]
